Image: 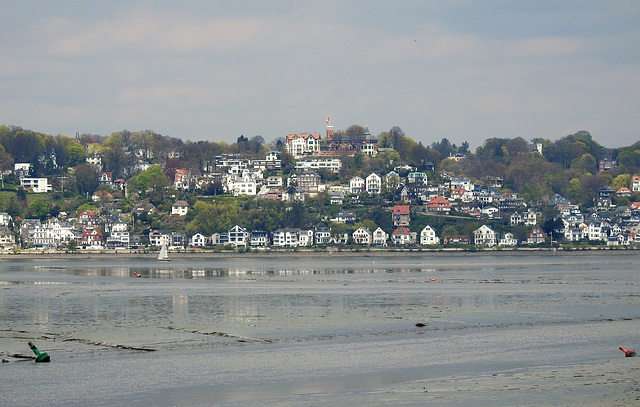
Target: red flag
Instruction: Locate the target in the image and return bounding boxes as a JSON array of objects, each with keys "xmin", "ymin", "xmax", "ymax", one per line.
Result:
[{"xmin": 326, "ymin": 116, "xmax": 330, "ymax": 123}]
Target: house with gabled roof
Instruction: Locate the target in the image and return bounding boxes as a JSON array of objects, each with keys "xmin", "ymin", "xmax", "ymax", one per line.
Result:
[
  {"xmin": 148, "ymin": 229, "xmax": 170, "ymax": 247},
  {"xmin": 282, "ymin": 186, "xmax": 305, "ymax": 203},
  {"xmin": 249, "ymin": 231, "xmax": 269, "ymax": 247},
  {"xmin": 332, "ymin": 209, "xmax": 356, "ymax": 224},
  {"xmin": 616, "ymin": 187, "xmax": 632, "ymax": 197},
  {"xmin": 527, "ymin": 225, "xmax": 547, "ymax": 245},
  {"xmin": 0, "ymin": 226, "xmax": 15, "ymax": 250},
  {"xmin": 391, "ymin": 227, "xmax": 416, "ymax": 246},
  {"xmin": 99, "ymin": 172, "xmax": 113, "ymax": 185},
  {"xmin": 349, "ymin": 176, "xmax": 365, "ymax": 194},
  {"xmin": 420, "ymin": 225, "xmax": 440, "ymax": 245},
  {"xmin": 285, "ymin": 133, "xmax": 321, "ymax": 157},
  {"xmin": 632, "ymin": 176, "xmax": 640, "ymax": 192},
  {"xmin": 473, "ymin": 225, "xmax": 496, "ymax": 247},
  {"xmin": 352, "ymin": 227, "xmax": 373, "ymax": 245},
  {"xmin": 372, "ymin": 227, "xmax": 388, "ymax": 247},
  {"xmin": 174, "ymin": 169, "xmax": 190, "ymax": 190},
  {"xmin": 392, "ymin": 205, "xmax": 410, "ymax": 226},
  {"xmin": 190, "ymin": 233, "xmax": 207, "ymax": 248},
  {"xmin": 228, "ymin": 225, "xmax": 248, "ymax": 248},
  {"xmin": 426, "ymin": 196, "xmax": 451, "ymax": 214},
  {"xmin": 80, "ymin": 227, "xmax": 104, "ymax": 249},
  {"xmin": 171, "ymin": 200, "xmax": 190, "ymax": 216},
  {"xmin": 78, "ymin": 210, "xmax": 99, "ymax": 227},
  {"xmin": 365, "ymin": 173, "xmax": 381, "ymax": 195}
]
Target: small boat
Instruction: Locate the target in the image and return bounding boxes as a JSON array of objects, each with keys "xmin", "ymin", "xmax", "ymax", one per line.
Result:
[{"xmin": 158, "ymin": 245, "xmax": 170, "ymax": 262}]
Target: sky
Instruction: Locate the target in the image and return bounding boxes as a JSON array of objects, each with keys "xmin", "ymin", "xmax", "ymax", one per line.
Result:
[{"xmin": 1, "ymin": 1, "xmax": 639, "ymax": 150}]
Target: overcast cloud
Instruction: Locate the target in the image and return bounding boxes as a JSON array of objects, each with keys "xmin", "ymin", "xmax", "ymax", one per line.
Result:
[{"xmin": 1, "ymin": 1, "xmax": 639, "ymax": 149}]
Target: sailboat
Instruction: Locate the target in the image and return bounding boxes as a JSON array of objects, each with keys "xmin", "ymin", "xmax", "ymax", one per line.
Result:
[{"xmin": 158, "ymin": 244, "xmax": 170, "ymax": 262}]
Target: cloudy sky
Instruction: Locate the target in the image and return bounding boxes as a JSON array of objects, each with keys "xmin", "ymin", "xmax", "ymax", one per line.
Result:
[{"xmin": 2, "ymin": 1, "xmax": 639, "ymax": 149}]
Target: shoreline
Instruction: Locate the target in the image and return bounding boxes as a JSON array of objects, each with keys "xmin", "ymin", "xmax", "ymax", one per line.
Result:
[{"xmin": 1, "ymin": 246, "xmax": 639, "ymax": 259}]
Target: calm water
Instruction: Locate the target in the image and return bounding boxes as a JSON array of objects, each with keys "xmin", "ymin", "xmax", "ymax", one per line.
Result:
[{"xmin": 1, "ymin": 253, "xmax": 639, "ymax": 406}]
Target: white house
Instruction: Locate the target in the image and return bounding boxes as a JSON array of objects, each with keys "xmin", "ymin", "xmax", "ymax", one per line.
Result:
[
  {"xmin": 372, "ymin": 227, "xmax": 388, "ymax": 247},
  {"xmin": 228, "ymin": 174, "xmax": 257, "ymax": 196},
  {"xmin": 294, "ymin": 158, "xmax": 342, "ymax": 172},
  {"xmin": 149, "ymin": 229, "xmax": 170, "ymax": 247},
  {"xmin": 349, "ymin": 176, "xmax": 365, "ymax": 194},
  {"xmin": 315, "ymin": 226, "xmax": 332, "ymax": 245},
  {"xmin": 22, "ymin": 219, "xmax": 76, "ymax": 249},
  {"xmin": 0, "ymin": 212, "xmax": 12, "ymax": 226},
  {"xmin": 365, "ymin": 173, "xmax": 381, "ymax": 195},
  {"xmin": 420, "ymin": 225, "xmax": 440, "ymax": 245},
  {"xmin": 106, "ymin": 231, "xmax": 130, "ymax": 249},
  {"xmin": 632, "ymin": 175, "xmax": 640, "ymax": 192},
  {"xmin": 0, "ymin": 226, "xmax": 15, "ymax": 250},
  {"xmin": 190, "ymin": 233, "xmax": 207, "ymax": 247},
  {"xmin": 298, "ymin": 230, "xmax": 314, "ymax": 247},
  {"xmin": 228, "ymin": 225, "xmax": 248, "ymax": 248},
  {"xmin": 473, "ymin": 225, "xmax": 496, "ymax": 247},
  {"xmin": 285, "ymin": 133, "xmax": 321, "ymax": 157},
  {"xmin": 85, "ymin": 155, "xmax": 102, "ymax": 168},
  {"xmin": 272, "ymin": 228, "xmax": 301, "ymax": 247},
  {"xmin": 352, "ymin": 227, "xmax": 373, "ymax": 245},
  {"xmin": 331, "ymin": 209, "xmax": 356, "ymax": 224},
  {"xmin": 171, "ymin": 200, "xmax": 190, "ymax": 216},
  {"xmin": 20, "ymin": 178, "xmax": 52, "ymax": 193},
  {"xmin": 499, "ymin": 232, "xmax": 518, "ymax": 246},
  {"xmin": 511, "ymin": 211, "xmax": 537, "ymax": 226},
  {"xmin": 14, "ymin": 163, "xmax": 32, "ymax": 178},
  {"xmin": 249, "ymin": 231, "xmax": 269, "ymax": 247},
  {"xmin": 391, "ymin": 227, "xmax": 416, "ymax": 246}
]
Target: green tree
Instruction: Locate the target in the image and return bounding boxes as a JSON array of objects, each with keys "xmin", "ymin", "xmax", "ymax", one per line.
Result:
[
  {"xmin": 570, "ymin": 154, "xmax": 597, "ymax": 173},
  {"xmin": 134, "ymin": 165, "xmax": 168, "ymax": 193},
  {"xmin": 29, "ymin": 199, "xmax": 49, "ymax": 220},
  {"xmin": 66, "ymin": 239, "xmax": 78, "ymax": 251},
  {"xmin": 612, "ymin": 174, "xmax": 631, "ymax": 191},
  {"xmin": 74, "ymin": 163, "xmax": 99, "ymax": 195},
  {"xmin": 66, "ymin": 140, "xmax": 86, "ymax": 167},
  {"xmin": 284, "ymin": 202, "xmax": 308, "ymax": 228}
]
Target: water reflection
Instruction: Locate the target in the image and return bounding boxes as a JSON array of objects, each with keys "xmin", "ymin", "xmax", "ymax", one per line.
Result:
[
  {"xmin": 3, "ymin": 254, "xmax": 639, "ymax": 358},
  {"xmin": 64, "ymin": 266, "xmax": 448, "ymax": 279}
]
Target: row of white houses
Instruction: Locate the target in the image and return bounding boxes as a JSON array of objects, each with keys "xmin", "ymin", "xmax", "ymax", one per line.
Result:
[{"xmin": 187, "ymin": 224, "xmax": 524, "ymax": 249}]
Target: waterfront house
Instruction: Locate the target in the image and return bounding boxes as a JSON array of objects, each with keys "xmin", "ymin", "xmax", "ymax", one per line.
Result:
[
  {"xmin": 473, "ymin": 225, "xmax": 496, "ymax": 247},
  {"xmin": 352, "ymin": 227, "xmax": 373, "ymax": 245},
  {"xmin": 420, "ymin": 225, "xmax": 440, "ymax": 245},
  {"xmin": 391, "ymin": 227, "xmax": 416, "ymax": 246},
  {"xmin": 372, "ymin": 227, "xmax": 388, "ymax": 247}
]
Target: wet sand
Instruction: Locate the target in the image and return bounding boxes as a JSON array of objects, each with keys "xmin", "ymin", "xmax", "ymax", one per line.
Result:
[{"xmin": 1, "ymin": 254, "xmax": 639, "ymax": 406}]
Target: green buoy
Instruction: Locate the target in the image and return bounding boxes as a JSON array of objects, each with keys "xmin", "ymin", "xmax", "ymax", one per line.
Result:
[{"xmin": 28, "ymin": 342, "xmax": 50, "ymax": 363}]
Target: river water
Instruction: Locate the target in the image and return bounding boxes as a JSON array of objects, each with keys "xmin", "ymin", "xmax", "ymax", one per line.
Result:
[{"xmin": 1, "ymin": 253, "xmax": 639, "ymax": 406}]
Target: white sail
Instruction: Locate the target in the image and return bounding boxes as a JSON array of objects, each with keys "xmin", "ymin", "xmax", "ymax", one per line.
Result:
[{"xmin": 158, "ymin": 245, "xmax": 170, "ymax": 261}]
